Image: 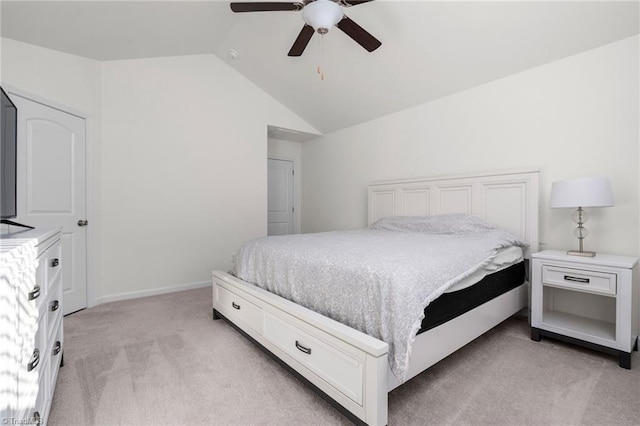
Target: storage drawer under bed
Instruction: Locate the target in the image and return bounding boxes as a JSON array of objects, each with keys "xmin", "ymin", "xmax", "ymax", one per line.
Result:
[
  {"xmin": 263, "ymin": 311, "xmax": 364, "ymax": 405},
  {"xmin": 216, "ymin": 284, "xmax": 264, "ymax": 334},
  {"xmin": 212, "ymin": 273, "xmax": 389, "ymax": 425}
]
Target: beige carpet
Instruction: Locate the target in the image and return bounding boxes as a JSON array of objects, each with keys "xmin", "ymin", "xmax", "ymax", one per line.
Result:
[{"xmin": 49, "ymin": 287, "xmax": 640, "ymax": 425}]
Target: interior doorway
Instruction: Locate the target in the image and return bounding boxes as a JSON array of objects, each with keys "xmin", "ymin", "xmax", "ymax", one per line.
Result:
[
  {"xmin": 11, "ymin": 93, "xmax": 88, "ymax": 315},
  {"xmin": 267, "ymin": 158, "xmax": 294, "ymax": 236}
]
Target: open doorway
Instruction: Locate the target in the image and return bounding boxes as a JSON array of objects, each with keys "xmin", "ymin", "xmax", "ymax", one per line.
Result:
[
  {"xmin": 267, "ymin": 137, "xmax": 304, "ymax": 235},
  {"xmin": 267, "ymin": 126, "xmax": 318, "ymax": 235},
  {"xmin": 267, "ymin": 158, "xmax": 294, "ymax": 235}
]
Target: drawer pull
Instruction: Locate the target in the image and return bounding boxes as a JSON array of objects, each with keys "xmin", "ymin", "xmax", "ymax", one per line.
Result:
[
  {"xmin": 50, "ymin": 299, "xmax": 60, "ymax": 312},
  {"xmin": 27, "ymin": 348, "xmax": 40, "ymax": 371},
  {"xmin": 232, "ymin": 302, "xmax": 241, "ymax": 310},
  {"xmin": 51, "ymin": 258, "xmax": 60, "ymax": 267},
  {"xmin": 295, "ymin": 340, "xmax": 312, "ymax": 355},
  {"xmin": 33, "ymin": 411, "xmax": 41, "ymax": 425},
  {"xmin": 564, "ymin": 275, "xmax": 590, "ymax": 284},
  {"xmin": 53, "ymin": 341, "xmax": 62, "ymax": 356},
  {"xmin": 28, "ymin": 285, "xmax": 41, "ymax": 301}
]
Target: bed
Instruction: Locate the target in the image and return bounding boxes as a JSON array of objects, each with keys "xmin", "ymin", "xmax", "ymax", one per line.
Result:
[{"xmin": 212, "ymin": 169, "xmax": 539, "ymax": 425}]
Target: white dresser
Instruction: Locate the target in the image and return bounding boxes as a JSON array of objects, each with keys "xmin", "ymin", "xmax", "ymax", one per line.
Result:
[{"xmin": 1, "ymin": 227, "xmax": 64, "ymax": 425}]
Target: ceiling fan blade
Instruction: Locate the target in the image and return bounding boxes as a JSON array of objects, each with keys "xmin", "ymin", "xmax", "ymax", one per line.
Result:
[
  {"xmin": 336, "ymin": 15, "xmax": 381, "ymax": 52},
  {"xmin": 288, "ymin": 25, "xmax": 315, "ymax": 57},
  {"xmin": 339, "ymin": 0, "xmax": 374, "ymax": 6},
  {"xmin": 230, "ymin": 2, "xmax": 303, "ymax": 13}
]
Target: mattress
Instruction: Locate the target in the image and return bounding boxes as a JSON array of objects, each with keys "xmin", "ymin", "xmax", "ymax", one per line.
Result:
[
  {"xmin": 418, "ymin": 261, "xmax": 525, "ymax": 334},
  {"xmin": 445, "ymin": 245, "xmax": 523, "ymax": 292}
]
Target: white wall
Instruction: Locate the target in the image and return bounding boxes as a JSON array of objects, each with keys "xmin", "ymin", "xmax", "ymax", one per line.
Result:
[
  {"xmin": 268, "ymin": 138, "xmax": 302, "ymax": 233},
  {"xmin": 302, "ymin": 36, "xmax": 639, "ymax": 257},
  {"xmin": 101, "ymin": 54, "xmax": 317, "ymax": 299},
  {"xmin": 2, "ymin": 38, "xmax": 318, "ymax": 303}
]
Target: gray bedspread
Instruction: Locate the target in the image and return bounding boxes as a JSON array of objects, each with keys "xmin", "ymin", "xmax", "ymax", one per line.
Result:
[{"xmin": 232, "ymin": 214, "xmax": 527, "ymax": 382}]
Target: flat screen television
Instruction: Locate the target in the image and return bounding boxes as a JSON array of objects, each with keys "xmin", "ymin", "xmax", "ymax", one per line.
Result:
[
  {"xmin": 1, "ymin": 87, "xmax": 32, "ymax": 229},
  {"xmin": 1, "ymin": 86, "xmax": 17, "ymax": 221}
]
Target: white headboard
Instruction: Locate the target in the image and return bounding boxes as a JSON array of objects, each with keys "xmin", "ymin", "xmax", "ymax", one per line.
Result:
[{"xmin": 368, "ymin": 169, "xmax": 539, "ymax": 258}]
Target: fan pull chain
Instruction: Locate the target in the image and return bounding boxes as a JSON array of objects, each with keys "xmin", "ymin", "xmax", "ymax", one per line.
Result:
[{"xmin": 317, "ymin": 34, "xmax": 325, "ymax": 81}]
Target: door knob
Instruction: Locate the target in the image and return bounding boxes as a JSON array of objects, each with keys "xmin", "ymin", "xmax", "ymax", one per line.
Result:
[{"xmin": 78, "ymin": 219, "xmax": 88, "ymax": 227}]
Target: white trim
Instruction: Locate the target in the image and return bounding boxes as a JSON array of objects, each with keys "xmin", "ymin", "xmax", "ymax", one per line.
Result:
[
  {"xmin": 84, "ymin": 111, "xmax": 96, "ymax": 309},
  {"xmin": 96, "ymin": 280, "xmax": 211, "ymax": 305},
  {"xmin": 3, "ymin": 84, "xmax": 89, "ymax": 120}
]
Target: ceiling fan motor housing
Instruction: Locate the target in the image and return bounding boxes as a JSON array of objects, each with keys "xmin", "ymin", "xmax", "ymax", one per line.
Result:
[{"xmin": 302, "ymin": 0, "xmax": 344, "ymax": 33}]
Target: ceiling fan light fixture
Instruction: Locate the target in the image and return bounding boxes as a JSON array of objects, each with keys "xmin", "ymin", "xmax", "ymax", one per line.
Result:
[{"xmin": 302, "ymin": 0, "xmax": 344, "ymax": 34}]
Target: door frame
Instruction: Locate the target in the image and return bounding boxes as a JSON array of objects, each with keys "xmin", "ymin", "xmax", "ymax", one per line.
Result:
[
  {"xmin": 5, "ymin": 84, "xmax": 94, "ymax": 309},
  {"xmin": 267, "ymin": 156, "xmax": 300, "ymax": 234}
]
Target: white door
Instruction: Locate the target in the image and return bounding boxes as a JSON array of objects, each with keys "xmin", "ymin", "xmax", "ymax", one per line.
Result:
[
  {"xmin": 267, "ymin": 158, "xmax": 294, "ymax": 236},
  {"xmin": 12, "ymin": 94, "xmax": 87, "ymax": 315}
]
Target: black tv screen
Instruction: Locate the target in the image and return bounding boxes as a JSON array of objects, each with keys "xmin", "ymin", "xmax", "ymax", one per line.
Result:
[{"xmin": 1, "ymin": 87, "xmax": 17, "ymax": 219}]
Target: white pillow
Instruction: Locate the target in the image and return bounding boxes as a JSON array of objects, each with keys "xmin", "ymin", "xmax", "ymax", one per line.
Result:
[{"xmin": 368, "ymin": 214, "xmax": 498, "ymax": 235}]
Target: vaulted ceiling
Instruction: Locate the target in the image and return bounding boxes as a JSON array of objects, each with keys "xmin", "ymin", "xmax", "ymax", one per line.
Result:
[{"xmin": 2, "ymin": 1, "xmax": 638, "ymax": 134}]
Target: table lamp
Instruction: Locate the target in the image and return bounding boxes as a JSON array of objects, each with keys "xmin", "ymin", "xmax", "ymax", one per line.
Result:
[{"xmin": 549, "ymin": 177, "xmax": 614, "ymax": 257}]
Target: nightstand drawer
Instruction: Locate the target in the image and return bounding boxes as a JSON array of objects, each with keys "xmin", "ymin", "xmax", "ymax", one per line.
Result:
[{"xmin": 542, "ymin": 265, "xmax": 616, "ymax": 296}]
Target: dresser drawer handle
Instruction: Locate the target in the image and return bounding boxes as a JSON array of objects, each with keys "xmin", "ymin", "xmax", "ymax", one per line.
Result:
[
  {"xmin": 564, "ymin": 275, "xmax": 590, "ymax": 284},
  {"xmin": 51, "ymin": 258, "xmax": 60, "ymax": 267},
  {"xmin": 50, "ymin": 300, "xmax": 60, "ymax": 312},
  {"xmin": 28, "ymin": 286, "xmax": 41, "ymax": 301},
  {"xmin": 27, "ymin": 348, "xmax": 40, "ymax": 371},
  {"xmin": 232, "ymin": 302, "xmax": 241, "ymax": 310},
  {"xmin": 295, "ymin": 340, "xmax": 312, "ymax": 355},
  {"xmin": 53, "ymin": 341, "xmax": 62, "ymax": 356},
  {"xmin": 33, "ymin": 411, "xmax": 41, "ymax": 425}
]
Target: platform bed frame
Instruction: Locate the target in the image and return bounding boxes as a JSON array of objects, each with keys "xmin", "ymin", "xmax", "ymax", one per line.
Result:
[{"xmin": 212, "ymin": 169, "xmax": 539, "ymax": 425}]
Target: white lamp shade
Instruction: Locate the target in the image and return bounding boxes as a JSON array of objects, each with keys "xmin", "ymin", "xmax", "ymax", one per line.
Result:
[
  {"xmin": 302, "ymin": 0, "xmax": 344, "ymax": 31},
  {"xmin": 549, "ymin": 177, "xmax": 614, "ymax": 208}
]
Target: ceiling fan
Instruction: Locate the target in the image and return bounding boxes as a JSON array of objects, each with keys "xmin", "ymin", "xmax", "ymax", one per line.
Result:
[{"xmin": 230, "ymin": 0, "xmax": 381, "ymax": 57}]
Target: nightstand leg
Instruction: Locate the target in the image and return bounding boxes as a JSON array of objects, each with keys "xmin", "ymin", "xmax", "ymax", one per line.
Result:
[
  {"xmin": 213, "ymin": 309, "xmax": 221, "ymax": 320},
  {"xmin": 619, "ymin": 351, "xmax": 631, "ymax": 369},
  {"xmin": 531, "ymin": 327, "xmax": 541, "ymax": 342}
]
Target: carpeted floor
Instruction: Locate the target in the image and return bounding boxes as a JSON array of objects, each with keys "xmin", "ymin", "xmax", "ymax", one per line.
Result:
[{"xmin": 48, "ymin": 286, "xmax": 640, "ymax": 425}]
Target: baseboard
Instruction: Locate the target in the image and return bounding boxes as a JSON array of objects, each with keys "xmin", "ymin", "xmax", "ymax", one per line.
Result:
[{"xmin": 96, "ymin": 280, "xmax": 210, "ymax": 305}]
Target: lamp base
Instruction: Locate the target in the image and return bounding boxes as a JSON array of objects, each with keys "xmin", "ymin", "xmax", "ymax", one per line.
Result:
[{"xmin": 567, "ymin": 250, "xmax": 596, "ymax": 257}]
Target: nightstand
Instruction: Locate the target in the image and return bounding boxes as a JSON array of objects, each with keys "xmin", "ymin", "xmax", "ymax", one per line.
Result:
[{"xmin": 531, "ymin": 250, "xmax": 639, "ymax": 368}]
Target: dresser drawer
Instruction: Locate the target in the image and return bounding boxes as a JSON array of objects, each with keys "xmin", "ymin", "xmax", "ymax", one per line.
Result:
[
  {"xmin": 47, "ymin": 276, "xmax": 63, "ymax": 341},
  {"xmin": 49, "ymin": 322, "xmax": 64, "ymax": 393},
  {"xmin": 46, "ymin": 241, "xmax": 62, "ymax": 288},
  {"xmin": 31, "ymin": 369, "xmax": 48, "ymax": 426},
  {"xmin": 216, "ymin": 285, "xmax": 263, "ymax": 334},
  {"xmin": 31, "ymin": 258, "xmax": 47, "ymax": 312},
  {"xmin": 22, "ymin": 313, "xmax": 46, "ymax": 376},
  {"xmin": 542, "ymin": 265, "xmax": 616, "ymax": 296},
  {"xmin": 17, "ymin": 314, "xmax": 46, "ymax": 419},
  {"xmin": 264, "ymin": 312, "xmax": 364, "ymax": 405},
  {"xmin": 33, "ymin": 239, "xmax": 61, "ymax": 301}
]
